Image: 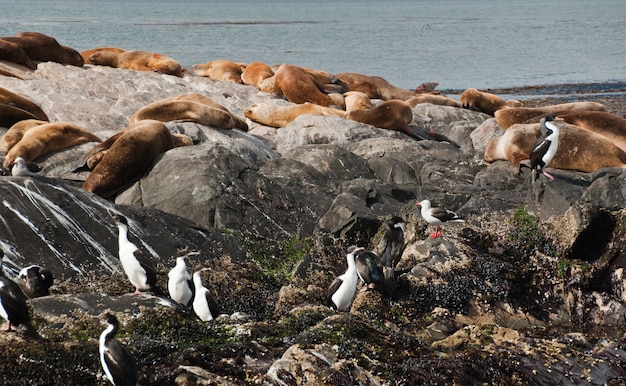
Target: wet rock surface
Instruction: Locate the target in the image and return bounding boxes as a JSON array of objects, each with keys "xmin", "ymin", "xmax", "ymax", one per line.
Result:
[{"xmin": 2, "ymin": 63, "xmax": 626, "ymax": 385}]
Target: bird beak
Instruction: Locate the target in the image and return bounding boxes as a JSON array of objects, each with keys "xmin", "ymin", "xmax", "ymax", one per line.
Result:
[{"xmin": 415, "ymin": 203, "xmax": 422, "ymax": 207}]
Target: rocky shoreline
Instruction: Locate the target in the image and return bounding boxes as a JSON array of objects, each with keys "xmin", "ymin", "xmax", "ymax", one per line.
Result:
[{"xmin": 1, "ymin": 60, "xmax": 626, "ymax": 385}]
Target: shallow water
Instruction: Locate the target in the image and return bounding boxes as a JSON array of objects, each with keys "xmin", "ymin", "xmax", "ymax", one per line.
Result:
[{"xmin": 1, "ymin": 0, "xmax": 625, "ymax": 89}]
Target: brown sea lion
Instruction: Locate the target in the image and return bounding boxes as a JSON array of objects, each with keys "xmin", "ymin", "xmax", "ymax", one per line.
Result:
[
  {"xmin": 86, "ymin": 50, "xmax": 182, "ymax": 77},
  {"xmin": 494, "ymin": 102, "xmax": 609, "ymax": 129},
  {"xmin": 0, "ymin": 39, "xmax": 36, "ymax": 69},
  {"xmin": 129, "ymin": 94, "xmax": 248, "ymax": 131},
  {"xmin": 191, "ymin": 59, "xmax": 245, "ymax": 83},
  {"xmin": 484, "ymin": 123, "xmax": 626, "ymax": 173},
  {"xmin": 0, "ymin": 119, "xmax": 48, "ymax": 153},
  {"xmin": 241, "ymin": 61, "xmax": 275, "ymax": 91},
  {"xmin": 0, "ymin": 32, "xmax": 83, "ymax": 66},
  {"xmin": 335, "ymin": 72, "xmax": 426, "ymax": 101},
  {"xmin": 347, "ymin": 100, "xmax": 416, "ymax": 138},
  {"xmin": 82, "ymin": 120, "xmax": 177, "ymax": 197},
  {"xmin": 343, "ymin": 91, "xmax": 373, "ymax": 113},
  {"xmin": 3, "ymin": 122, "xmax": 101, "ymax": 169},
  {"xmin": 79, "ymin": 47, "xmax": 125, "ymax": 62},
  {"xmin": 274, "ymin": 64, "xmax": 336, "ymax": 106},
  {"xmin": 459, "ymin": 88, "xmax": 522, "ymax": 116},
  {"xmin": 405, "ymin": 94, "xmax": 461, "ymax": 108},
  {"xmin": 0, "ymin": 86, "xmax": 49, "ymax": 121},
  {"xmin": 0, "ymin": 105, "xmax": 42, "ymax": 130},
  {"xmin": 244, "ymin": 102, "xmax": 346, "ymax": 128}
]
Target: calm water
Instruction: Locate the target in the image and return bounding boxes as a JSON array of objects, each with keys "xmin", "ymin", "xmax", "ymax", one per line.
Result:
[{"xmin": 1, "ymin": 0, "xmax": 625, "ymax": 90}]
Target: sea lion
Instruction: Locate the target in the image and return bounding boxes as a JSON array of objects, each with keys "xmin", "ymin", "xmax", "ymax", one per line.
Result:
[
  {"xmin": 0, "ymin": 86, "xmax": 49, "ymax": 122},
  {"xmin": 347, "ymin": 100, "xmax": 416, "ymax": 138},
  {"xmin": 241, "ymin": 61, "xmax": 275, "ymax": 91},
  {"xmin": 0, "ymin": 32, "xmax": 84, "ymax": 66},
  {"xmin": 459, "ymin": 88, "xmax": 522, "ymax": 116},
  {"xmin": 343, "ymin": 91, "xmax": 373, "ymax": 113},
  {"xmin": 129, "ymin": 94, "xmax": 248, "ymax": 131},
  {"xmin": 191, "ymin": 59, "xmax": 245, "ymax": 83},
  {"xmin": 82, "ymin": 120, "xmax": 177, "ymax": 197},
  {"xmin": 0, "ymin": 105, "xmax": 42, "ymax": 130},
  {"xmin": 0, "ymin": 119, "xmax": 48, "ymax": 153},
  {"xmin": 79, "ymin": 47, "xmax": 125, "ymax": 62},
  {"xmin": 0, "ymin": 39, "xmax": 36, "ymax": 69},
  {"xmin": 274, "ymin": 63, "xmax": 338, "ymax": 106},
  {"xmin": 484, "ymin": 123, "xmax": 626, "ymax": 173},
  {"xmin": 86, "ymin": 50, "xmax": 182, "ymax": 77},
  {"xmin": 244, "ymin": 102, "xmax": 346, "ymax": 128},
  {"xmin": 335, "ymin": 72, "xmax": 426, "ymax": 101},
  {"xmin": 494, "ymin": 102, "xmax": 609, "ymax": 129},
  {"xmin": 3, "ymin": 122, "xmax": 101, "ymax": 169},
  {"xmin": 405, "ymin": 94, "xmax": 461, "ymax": 108}
]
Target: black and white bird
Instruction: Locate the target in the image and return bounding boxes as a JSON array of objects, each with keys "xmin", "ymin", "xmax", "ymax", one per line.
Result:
[
  {"xmin": 10, "ymin": 157, "xmax": 42, "ymax": 176},
  {"xmin": 112, "ymin": 214, "xmax": 160, "ymax": 295},
  {"xmin": 0, "ymin": 253, "xmax": 40, "ymax": 339},
  {"xmin": 519, "ymin": 114, "xmax": 565, "ymax": 181},
  {"xmin": 327, "ymin": 246, "xmax": 362, "ymax": 311},
  {"xmin": 191, "ymin": 268, "xmax": 220, "ymax": 322},
  {"xmin": 354, "ymin": 249, "xmax": 384, "ymax": 292},
  {"xmin": 18, "ymin": 265, "xmax": 54, "ymax": 298},
  {"xmin": 416, "ymin": 199, "xmax": 464, "ymax": 239},
  {"xmin": 98, "ymin": 312, "xmax": 137, "ymax": 386},
  {"xmin": 168, "ymin": 255, "xmax": 194, "ymax": 307},
  {"xmin": 374, "ymin": 216, "xmax": 406, "ymax": 293}
]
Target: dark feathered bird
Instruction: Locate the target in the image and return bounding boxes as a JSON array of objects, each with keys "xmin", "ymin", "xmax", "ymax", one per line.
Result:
[
  {"xmin": 112, "ymin": 214, "xmax": 161, "ymax": 295},
  {"xmin": 18, "ymin": 265, "xmax": 53, "ymax": 298},
  {"xmin": 99, "ymin": 312, "xmax": 137, "ymax": 386},
  {"xmin": 354, "ymin": 250, "xmax": 384, "ymax": 292},
  {"xmin": 0, "ymin": 252, "xmax": 40, "ymax": 339},
  {"xmin": 519, "ymin": 114, "xmax": 565, "ymax": 181},
  {"xmin": 374, "ymin": 217, "xmax": 406, "ymax": 293}
]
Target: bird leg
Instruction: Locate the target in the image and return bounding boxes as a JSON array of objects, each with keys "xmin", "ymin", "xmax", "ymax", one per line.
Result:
[
  {"xmin": 541, "ymin": 168, "xmax": 555, "ymax": 181},
  {"xmin": 430, "ymin": 226, "xmax": 443, "ymax": 239}
]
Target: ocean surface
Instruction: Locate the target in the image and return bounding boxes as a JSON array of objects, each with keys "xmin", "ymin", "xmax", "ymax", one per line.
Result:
[{"xmin": 1, "ymin": 0, "xmax": 625, "ymax": 90}]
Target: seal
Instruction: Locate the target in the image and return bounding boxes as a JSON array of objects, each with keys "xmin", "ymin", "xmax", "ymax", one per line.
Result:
[
  {"xmin": 347, "ymin": 100, "xmax": 417, "ymax": 139},
  {"xmin": 274, "ymin": 63, "xmax": 337, "ymax": 106},
  {"xmin": 191, "ymin": 59, "xmax": 245, "ymax": 83},
  {"xmin": 0, "ymin": 105, "xmax": 42, "ymax": 130},
  {"xmin": 241, "ymin": 61, "xmax": 275, "ymax": 92},
  {"xmin": 79, "ymin": 47, "xmax": 125, "ymax": 62},
  {"xmin": 82, "ymin": 119, "xmax": 177, "ymax": 197},
  {"xmin": 129, "ymin": 94, "xmax": 248, "ymax": 131},
  {"xmin": 494, "ymin": 102, "xmax": 609, "ymax": 129},
  {"xmin": 459, "ymin": 88, "xmax": 522, "ymax": 116},
  {"xmin": 551, "ymin": 111, "xmax": 626, "ymax": 153},
  {"xmin": 0, "ymin": 39, "xmax": 36, "ymax": 69},
  {"xmin": 335, "ymin": 72, "xmax": 428, "ymax": 101},
  {"xmin": 86, "ymin": 50, "xmax": 183, "ymax": 77},
  {"xmin": 0, "ymin": 86, "xmax": 49, "ymax": 122},
  {"xmin": 244, "ymin": 102, "xmax": 346, "ymax": 128},
  {"xmin": 484, "ymin": 122, "xmax": 626, "ymax": 173},
  {"xmin": 0, "ymin": 119, "xmax": 48, "ymax": 154},
  {"xmin": 0, "ymin": 32, "xmax": 83, "ymax": 66},
  {"xmin": 3, "ymin": 121, "xmax": 101, "ymax": 169},
  {"xmin": 405, "ymin": 94, "xmax": 461, "ymax": 108},
  {"xmin": 343, "ymin": 91, "xmax": 373, "ymax": 113}
]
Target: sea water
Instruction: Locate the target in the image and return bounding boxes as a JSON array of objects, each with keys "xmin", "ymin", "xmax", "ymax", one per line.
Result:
[{"xmin": 0, "ymin": 0, "xmax": 624, "ymax": 90}]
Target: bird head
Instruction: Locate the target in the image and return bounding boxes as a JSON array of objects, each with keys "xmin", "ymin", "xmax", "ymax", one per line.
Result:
[{"xmin": 111, "ymin": 214, "xmax": 128, "ymax": 226}]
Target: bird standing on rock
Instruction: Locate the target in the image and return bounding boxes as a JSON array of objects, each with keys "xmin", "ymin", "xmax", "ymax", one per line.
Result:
[
  {"xmin": 112, "ymin": 214, "xmax": 160, "ymax": 295},
  {"xmin": 416, "ymin": 199, "xmax": 464, "ymax": 239},
  {"xmin": 168, "ymin": 254, "xmax": 194, "ymax": 307},
  {"xmin": 0, "ymin": 252, "xmax": 40, "ymax": 339},
  {"xmin": 327, "ymin": 246, "xmax": 362, "ymax": 311},
  {"xmin": 519, "ymin": 114, "xmax": 565, "ymax": 181},
  {"xmin": 354, "ymin": 249, "xmax": 384, "ymax": 292},
  {"xmin": 18, "ymin": 264, "xmax": 54, "ymax": 298},
  {"xmin": 98, "ymin": 312, "xmax": 137, "ymax": 386},
  {"xmin": 374, "ymin": 216, "xmax": 406, "ymax": 293},
  {"xmin": 192, "ymin": 268, "xmax": 220, "ymax": 322}
]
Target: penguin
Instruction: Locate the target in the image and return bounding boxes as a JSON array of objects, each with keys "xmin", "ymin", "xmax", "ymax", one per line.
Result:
[
  {"xmin": 519, "ymin": 114, "xmax": 565, "ymax": 181},
  {"xmin": 374, "ymin": 216, "xmax": 406, "ymax": 293},
  {"xmin": 10, "ymin": 157, "xmax": 42, "ymax": 176},
  {"xmin": 354, "ymin": 249, "xmax": 384, "ymax": 292},
  {"xmin": 327, "ymin": 246, "xmax": 362, "ymax": 311},
  {"xmin": 112, "ymin": 214, "xmax": 160, "ymax": 295},
  {"xmin": 191, "ymin": 268, "xmax": 220, "ymax": 322},
  {"xmin": 98, "ymin": 312, "xmax": 138, "ymax": 386},
  {"xmin": 0, "ymin": 252, "xmax": 40, "ymax": 339},
  {"xmin": 167, "ymin": 255, "xmax": 194, "ymax": 307},
  {"xmin": 416, "ymin": 199, "xmax": 464, "ymax": 239},
  {"xmin": 17, "ymin": 264, "xmax": 54, "ymax": 298}
]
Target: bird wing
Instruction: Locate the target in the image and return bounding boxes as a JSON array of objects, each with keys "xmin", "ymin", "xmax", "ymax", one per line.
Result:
[
  {"xmin": 205, "ymin": 290, "xmax": 221, "ymax": 318},
  {"xmin": 430, "ymin": 207, "xmax": 461, "ymax": 222},
  {"xmin": 530, "ymin": 139, "xmax": 551, "ymax": 168},
  {"xmin": 326, "ymin": 277, "xmax": 343, "ymax": 308},
  {"xmin": 104, "ymin": 339, "xmax": 137, "ymax": 385},
  {"xmin": 355, "ymin": 251, "xmax": 383, "ymax": 284},
  {"xmin": 133, "ymin": 249, "xmax": 158, "ymax": 288},
  {"xmin": 0, "ymin": 277, "xmax": 29, "ymax": 316}
]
